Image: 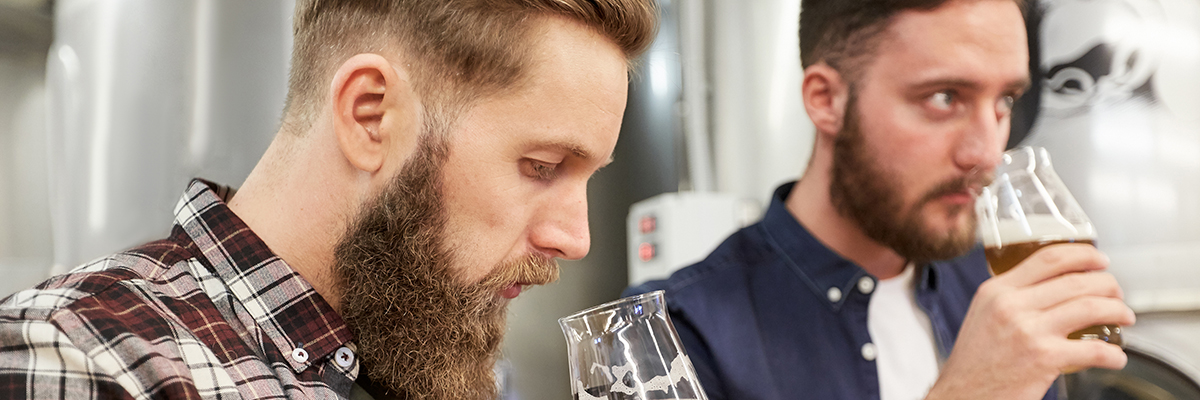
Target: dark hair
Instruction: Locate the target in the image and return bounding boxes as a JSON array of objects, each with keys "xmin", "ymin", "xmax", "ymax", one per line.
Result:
[
  {"xmin": 284, "ymin": 0, "xmax": 659, "ymax": 133},
  {"xmin": 800, "ymin": 0, "xmax": 1027, "ymax": 80}
]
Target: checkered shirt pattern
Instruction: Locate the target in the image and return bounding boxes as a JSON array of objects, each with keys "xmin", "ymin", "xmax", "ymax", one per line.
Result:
[{"xmin": 0, "ymin": 180, "xmax": 360, "ymax": 399}]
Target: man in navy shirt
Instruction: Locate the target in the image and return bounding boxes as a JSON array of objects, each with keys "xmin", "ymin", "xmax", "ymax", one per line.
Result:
[{"xmin": 627, "ymin": 0, "xmax": 1135, "ymax": 399}]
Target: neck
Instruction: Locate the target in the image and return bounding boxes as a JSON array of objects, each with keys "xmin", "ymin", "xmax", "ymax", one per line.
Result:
[
  {"xmin": 227, "ymin": 128, "xmax": 363, "ymax": 313},
  {"xmin": 786, "ymin": 141, "xmax": 907, "ymax": 280}
]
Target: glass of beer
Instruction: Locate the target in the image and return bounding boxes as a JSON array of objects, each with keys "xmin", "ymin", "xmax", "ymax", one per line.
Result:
[
  {"xmin": 559, "ymin": 290, "xmax": 709, "ymax": 400},
  {"xmin": 975, "ymin": 146, "xmax": 1122, "ymax": 346}
]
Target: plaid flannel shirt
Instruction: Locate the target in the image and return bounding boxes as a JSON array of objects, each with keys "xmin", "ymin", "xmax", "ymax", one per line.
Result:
[{"xmin": 0, "ymin": 180, "xmax": 361, "ymax": 399}]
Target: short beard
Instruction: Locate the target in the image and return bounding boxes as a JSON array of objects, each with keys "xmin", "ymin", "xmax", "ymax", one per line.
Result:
[
  {"xmin": 828, "ymin": 94, "xmax": 984, "ymax": 263},
  {"xmin": 333, "ymin": 134, "xmax": 560, "ymax": 400}
]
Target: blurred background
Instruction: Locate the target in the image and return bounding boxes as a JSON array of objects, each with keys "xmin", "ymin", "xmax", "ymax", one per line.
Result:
[{"xmin": 0, "ymin": 0, "xmax": 1197, "ymax": 399}]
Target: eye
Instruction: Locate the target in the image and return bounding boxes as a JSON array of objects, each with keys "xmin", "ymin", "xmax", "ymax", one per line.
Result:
[
  {"xmin": 520, "ymin": 159, "xmax": 559, "ymax": 181},
  {"xmin": 928, "ymin": 90, "xmax": 955, "ymax": 111},
  {"xmin": 997, "ymin": 95, "xmax": 1016, "ymax": 116}
]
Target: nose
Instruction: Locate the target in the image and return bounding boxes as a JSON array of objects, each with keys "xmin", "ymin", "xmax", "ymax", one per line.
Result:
[
  {"xmin": 529, "ymin": 183, "xmax": 591, "ymax": 260},
  {"xmin": 954, "ymin": 101, "xmax": 1009, "ymax": 174}
]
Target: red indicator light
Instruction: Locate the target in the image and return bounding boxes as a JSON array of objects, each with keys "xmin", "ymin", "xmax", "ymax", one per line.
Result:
[
  {"xmin": 639, "ymin": 216, "xmax": 657, "ymax": 234},
  {"xmin": 638, "ymin": 242, "xmax": 656, "ymax": 262}
]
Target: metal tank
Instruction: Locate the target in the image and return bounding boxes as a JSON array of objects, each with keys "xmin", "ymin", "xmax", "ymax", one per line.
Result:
[
  {"xmin": 44, "ymin": 0, "xmax": 293, "ymax": 273},
  {"xmin": 0, "ymin": 0, "xmax": 53, "ymax": 296}
]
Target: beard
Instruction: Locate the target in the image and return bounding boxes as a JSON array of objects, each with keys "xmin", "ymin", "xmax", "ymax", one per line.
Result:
[
  {"xmin": 333, "ymin": 133, "xmax": 560, "ymax": 400},
  {"xmin": 828, "ymin": 95, "xmax": 989, "ymax": 263}
]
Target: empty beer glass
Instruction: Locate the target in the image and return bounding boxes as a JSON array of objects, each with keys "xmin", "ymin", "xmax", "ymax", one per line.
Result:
[
  {"xmin": 559, "ymin": 290, "xmax": 709, "ymax": 400},
  {"xmin": 975, "ymin": 146, "xmax": 1122, "ymax": 346}
]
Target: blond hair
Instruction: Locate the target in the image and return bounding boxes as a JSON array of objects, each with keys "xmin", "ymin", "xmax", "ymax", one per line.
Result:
[{"xmin": 283, "ymin": 0, "xmax": 658, "ymax": 133}]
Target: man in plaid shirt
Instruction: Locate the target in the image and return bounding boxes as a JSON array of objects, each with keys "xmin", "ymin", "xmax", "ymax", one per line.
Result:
[{"xmin": 0, "ymin": 1, "xmax": 656, "ymax": 399}]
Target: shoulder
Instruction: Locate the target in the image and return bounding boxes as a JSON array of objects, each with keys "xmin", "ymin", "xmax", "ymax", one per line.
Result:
[
  {"xmin": 0, "ymin": 239, "xmax": 216, "ymax": 398},
  {"xmin": 0, "ymin": 316, "xmax": 133, "ymax": 399},
  {"xmin": 2, "ymin": 237, "xmax": 198, "ymax": 322},
  {"xmin": 0, "ymin": 235, "xmax": 210, "ymax": 355}
]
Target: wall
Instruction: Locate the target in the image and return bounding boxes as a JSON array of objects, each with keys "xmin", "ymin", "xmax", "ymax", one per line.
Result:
[
  {"xmin": 0, "ymin": 1, "xmax": 53, "ymax": 297},
  {"xmin": 710, "ymin": 0, "xmax": 814, "ymax": 205}
]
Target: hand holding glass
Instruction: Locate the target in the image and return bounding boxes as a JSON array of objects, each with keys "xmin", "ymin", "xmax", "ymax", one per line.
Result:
[{"xmin": 975, "ymin": 146, "xmax": 1122, "ymax": 346}]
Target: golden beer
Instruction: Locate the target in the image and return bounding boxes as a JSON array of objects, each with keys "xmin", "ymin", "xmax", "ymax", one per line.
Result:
[{"xmin": 984, "ymin": 237, "xmax": 1122, "ymax": 346}]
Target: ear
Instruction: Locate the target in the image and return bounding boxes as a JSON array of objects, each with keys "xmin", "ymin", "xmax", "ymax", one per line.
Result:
[
  {"xmin": 802, "ymin": 63, "xmax": 850, "ymax": 139},
  {"xmin": 329, "ymin": 53, "xmax": 420, "ymax": 175}
]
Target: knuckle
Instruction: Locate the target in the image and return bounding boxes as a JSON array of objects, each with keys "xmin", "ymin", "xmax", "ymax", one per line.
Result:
[
  {"xmin": 1064, "ymin": 273, "xmax": 1089, "ymax": 293},
  {"xmin": 1081, "ymin": 297, "xmax": 1109, "ymax": 315},
  {"xmin": 992, "ymin": 297, "xmax": 1022, "ymax": 325},
  {"xmin": 1097, "ymin": 273, "xmax": 1123, "ymax": 297},
  {"xmin": 1093, "ymin": 345, "xmax": 1127, "ymax": 369}
]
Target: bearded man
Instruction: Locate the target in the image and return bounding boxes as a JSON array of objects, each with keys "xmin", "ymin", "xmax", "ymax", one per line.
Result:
[
  {"xmin": 626, "ymin": 0, "xmax": 1134, "ymax": 399},
  {"xmin": 0, "ymin": 1, "xmax": 655, "ymax": 399}
]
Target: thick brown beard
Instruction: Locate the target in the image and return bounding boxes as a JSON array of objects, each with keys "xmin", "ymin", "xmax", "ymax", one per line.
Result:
[
  {"xmin": 828, "ymin": 93, "xmax": 987, "ymax": 263},
  {"xmin": 333, "ymin": 135, "xmax": 560, "ymax": 400}
]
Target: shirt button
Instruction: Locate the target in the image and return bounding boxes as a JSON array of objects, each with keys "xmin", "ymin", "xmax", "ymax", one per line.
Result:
[
  {"xmin": 827, "ymin": 287, "xmax": 843, "ymax": 303},
  {"xmin": 861, "ymin": 343, "xmax": 877, "ymax": 361},
  {"xmin": 857, "ymin": 276, "xmax": 876, "ymax": 294},
  {"xmin": 335, "ymin": 347, "xmax": 355, "ymax": 368},
  {"xmin": 291, "ymin": 347, "xmax": 309, "ymax": 363}
]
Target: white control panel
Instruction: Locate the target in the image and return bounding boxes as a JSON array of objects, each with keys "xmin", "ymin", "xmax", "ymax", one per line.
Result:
[{"xmin": 626, "ymin": 192, "xmax": 759, "ymax": 286}]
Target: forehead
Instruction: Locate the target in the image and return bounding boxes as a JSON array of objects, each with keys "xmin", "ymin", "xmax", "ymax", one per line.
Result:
[
  {"xmin": 451, "ymin": 16, "xmax": 628, "ymax": 158},
  {"xmin": 863, "ymin": 0, "xmax": 1029, "ymax": 91}
]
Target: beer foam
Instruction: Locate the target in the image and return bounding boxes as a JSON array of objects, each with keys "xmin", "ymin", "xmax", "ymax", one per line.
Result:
[{"xmin": 979, "ymin": 214, "xmax": 1095, "ymax": 247}]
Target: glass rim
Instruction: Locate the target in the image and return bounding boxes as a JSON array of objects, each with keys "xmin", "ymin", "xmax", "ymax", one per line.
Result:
[{"xmin": 558, "ymin": 290, "xmax": 664, "ymax": 324}]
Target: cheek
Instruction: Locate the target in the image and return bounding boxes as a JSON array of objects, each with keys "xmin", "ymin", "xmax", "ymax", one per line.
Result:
[{"xmin": 439, "ymin": 157, "xmax": 537, "ymax": 272}]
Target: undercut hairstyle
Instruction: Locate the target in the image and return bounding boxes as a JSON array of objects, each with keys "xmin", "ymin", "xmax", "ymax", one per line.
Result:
[
  {"xmin": 284, "ymin": 0, "xmax": 658, "ymax": 134},
  {"xmin": 800, "ymin": 0, "xmax": 1026, "ymax": 81}
]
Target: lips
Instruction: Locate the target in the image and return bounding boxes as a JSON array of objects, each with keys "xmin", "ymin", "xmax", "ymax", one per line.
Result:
[
  {"xmin": 499, "ymin": 283, "xmax": 526, "ymax": 299},
  {"xmin": 940, "ymin": 190, "xmax": 975, "ymax": 205}
]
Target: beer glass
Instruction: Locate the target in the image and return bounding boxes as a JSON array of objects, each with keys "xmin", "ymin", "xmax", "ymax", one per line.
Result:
[
  {"xmin": 559, "ymin": 290, "xmax": 709, "ymax": 400},
  {"xmin": 975, "ymin": 146, "xmax": 1122, "ymax": 346}
]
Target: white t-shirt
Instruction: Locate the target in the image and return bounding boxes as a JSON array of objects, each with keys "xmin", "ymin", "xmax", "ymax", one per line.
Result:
[{"xmin": 866, "ymin": 264, "xmax": 940, "ymax": 400}]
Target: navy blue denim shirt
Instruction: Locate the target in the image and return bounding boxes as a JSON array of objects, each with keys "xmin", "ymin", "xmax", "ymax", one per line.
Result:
[{"xmin": 625, "ymin": 182, "xmax": 1057, "ymax": 400}]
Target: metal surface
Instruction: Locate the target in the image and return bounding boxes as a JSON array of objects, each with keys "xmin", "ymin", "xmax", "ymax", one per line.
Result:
[
  {"xmin": 45, "ymin": 0, "xmax": 293, "ymax": 273},
  {"xmin": 0, "ymin": 2, "xmax": 51, "ymax": 53},
  {"xmin": 709, "ymin": 0, "xmax": 813, "ymax": 206},
  {"xmin": 0, "ymin": 0, "xmax": 52, "ymax": 297}
]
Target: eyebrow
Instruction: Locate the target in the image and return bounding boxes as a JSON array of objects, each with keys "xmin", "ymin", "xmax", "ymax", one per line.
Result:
[{"xmin": 910, "ymin": 77, "xmax": 1032, "ymax": 94}]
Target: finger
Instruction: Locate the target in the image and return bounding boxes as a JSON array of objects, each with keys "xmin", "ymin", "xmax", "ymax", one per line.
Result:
[
  {"xmin": 1041, "ymin": 297, "xmax": 1136, "ymax": 336},
  {"xmin": 1020, "ymin": 271, "xmax": 1124, "ymax": 310},
  {"xmin": 1056, "ymin": 338, "xmax": 1130, "ymax": 372},
  {"xmin": 998, "ymin": 244, "xmax": 1108, "ymax": 287}
]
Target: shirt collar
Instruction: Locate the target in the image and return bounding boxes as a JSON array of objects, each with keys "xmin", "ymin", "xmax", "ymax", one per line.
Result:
[
  {"xmin": 174, "ymin": 179, "xmax": 352, "ymax": 373},
  {"xmin": 759, "ymin": 182, "xmax": 942, "ymax": 310}
]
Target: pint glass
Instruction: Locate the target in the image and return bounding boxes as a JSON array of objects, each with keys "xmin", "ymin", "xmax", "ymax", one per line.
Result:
[
  {"xmin": 559, "ymin": 291, "xmax": 709, "ymax": 400},
  {"xmin": 975, "ymin": 146, "xmax": 1122, "ymax": 346}
]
